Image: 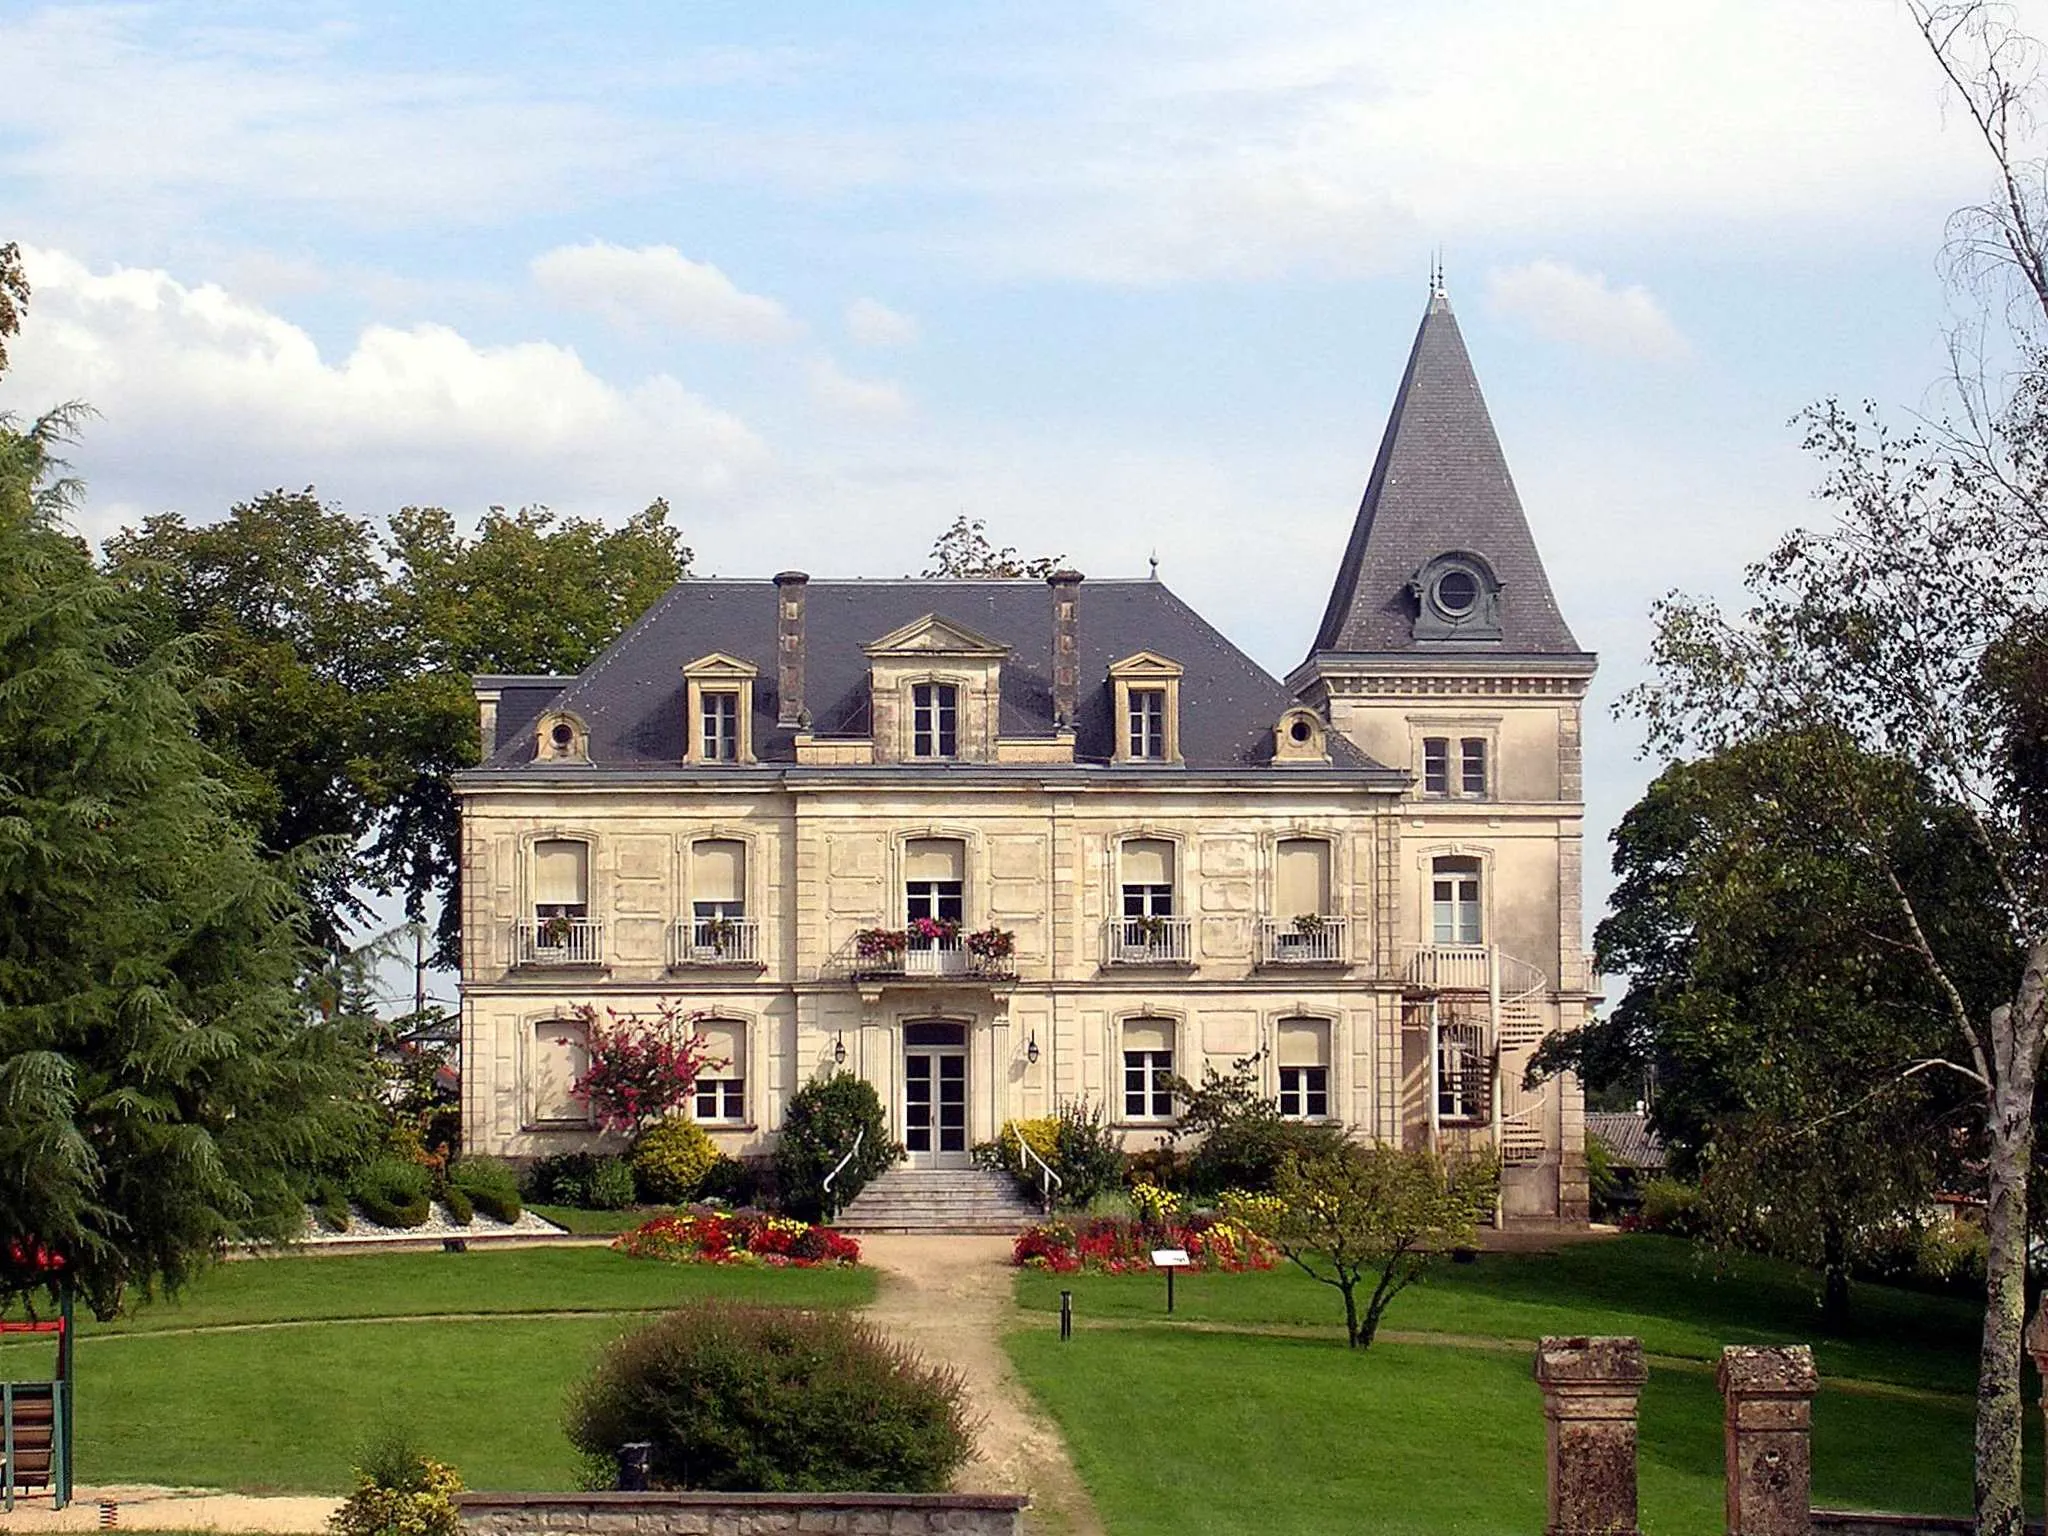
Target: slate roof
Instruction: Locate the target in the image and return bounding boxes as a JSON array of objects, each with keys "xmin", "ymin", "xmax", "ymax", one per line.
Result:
[
  {"xmin": 1585, "ymin": 1111, "xmax": 1667, "ymax": 1173},
  {"xmin": 1310, "ymin": 291, "xmax": 1588, "ymax": 660},
  {"xmin": 475, "ymin": 578, "xmax": 1393, "ymax": 776}
]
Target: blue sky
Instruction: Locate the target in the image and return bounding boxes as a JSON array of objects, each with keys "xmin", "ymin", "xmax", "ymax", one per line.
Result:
[{"xmin": 0, "ymin": 0, "xmax": 2026, "ymax": 979}]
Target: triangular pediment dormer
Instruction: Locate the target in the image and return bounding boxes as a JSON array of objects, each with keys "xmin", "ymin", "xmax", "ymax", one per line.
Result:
[
  {"xmin": 682, "ymin": 651, "xmax": 759, "ymax": 679},
  {"xmin": 1108, "ymin": 650, "xmax": 1184, "ymax": 679},
  {"xmin": 863, "ymin": 613, "xmax": 1012, "ymax": 659}
]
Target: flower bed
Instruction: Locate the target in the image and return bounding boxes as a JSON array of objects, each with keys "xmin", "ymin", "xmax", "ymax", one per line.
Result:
[
  {"xmin": 1011, "ymin": 1212, "xmax": 1276, "ymax": 1275},
  {"xmin": 613, "ymin": 1209, "xmax": 862, "ymax": 1268}
]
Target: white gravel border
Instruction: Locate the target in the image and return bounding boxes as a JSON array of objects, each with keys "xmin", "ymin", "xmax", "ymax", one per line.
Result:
[{"xmin": 287, "ymin": 1202, "xmax": 567, "ymax": 1247}]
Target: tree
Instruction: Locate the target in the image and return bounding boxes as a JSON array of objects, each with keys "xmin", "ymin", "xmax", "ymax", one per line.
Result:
[
  {"xmin": 921, "ymin": 515, "xmax": 1064, "ymax": 578},
  {"xmin": 103, "ymin": 497, "xmax": 692, "ymax": 966},
  {"xmin": 565, "ymin": 999, "xmax": 722, "ymax": 1136},
  {"xmin": 1536, "ymin": 735, "xmax": 1996, "ymax": 1318},
  {"xmin": 1224, "ymin": 1144, "xmax": 1495, "ymax": 1349},
  {"xmin": 0, "ymin": 410, "xmax": 375, "ymax": 1318},
  {"xmin": 0, "ymin": 241, "xmax": 27, "ymax": 375}
]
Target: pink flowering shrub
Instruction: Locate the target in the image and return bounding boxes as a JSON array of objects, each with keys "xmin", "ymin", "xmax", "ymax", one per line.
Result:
[
  {"xmin": 1011, "ymin": 1212, "xmax": 1275, "ymax": 1274},
  {"xmin": 614, "ymin": 1210, "xmax": 862, "ymax": 1268},
  {"xmin": 564, "ymin": 999, "xmax": 724, "ymax": 1134}
]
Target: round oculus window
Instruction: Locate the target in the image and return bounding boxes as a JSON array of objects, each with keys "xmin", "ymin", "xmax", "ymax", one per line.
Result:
[
  {"xmin": 550, "ymin": 721, "xmax": 576, "ymax": 748},
  {"xmin": 1433, "ymin": 568, "xmax": 1480, "ymax": 617},
  {"xmin": 1288, "ymin": 717, "xmax": 1315, "ymax": 744}
]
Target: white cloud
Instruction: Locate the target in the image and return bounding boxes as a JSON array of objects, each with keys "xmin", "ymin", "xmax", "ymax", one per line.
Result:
[
  {"xmin": 531, "ymin": 243, "xmax": 800, "ymax": 343},
  {"xmin": 1484, "ymin": 261, "xmax": 1691, "ymax": 361},
  {"xmin": 0, "ymin": 248, "xmax": 769, "ymax": 540},
  {"xmin": 845, "ymin": 298, "xmax": 921, "ymax": 347},
  {"xmin": 806, "ymin": 355, "xmax": 911, "ymax": 419}
]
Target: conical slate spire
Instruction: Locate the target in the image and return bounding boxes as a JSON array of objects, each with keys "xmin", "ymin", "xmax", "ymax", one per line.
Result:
[{"xmin": 1309, "ymin": 293, "xmax": 1583, "ymax": 658}]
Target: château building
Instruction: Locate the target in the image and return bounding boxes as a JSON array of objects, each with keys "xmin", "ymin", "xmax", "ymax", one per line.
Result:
[{"xmin": 455, "ymin": 287, "xmax": 1598, "ymax": 1222}]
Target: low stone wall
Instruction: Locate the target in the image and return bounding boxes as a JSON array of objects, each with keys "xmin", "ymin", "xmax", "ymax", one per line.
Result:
[
  {"xmin": 1813, "ymin": 1515, "xmax": 2041, "ymax": 1536},
  {"xmin": 459, "ymin": 1491, "xmax": 1028, "ymax": 1536}
]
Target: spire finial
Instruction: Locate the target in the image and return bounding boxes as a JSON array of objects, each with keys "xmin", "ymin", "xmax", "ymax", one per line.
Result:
[{"xmin": 1148, "ymin": 549, "xmax": 1159, "ymax": 581}]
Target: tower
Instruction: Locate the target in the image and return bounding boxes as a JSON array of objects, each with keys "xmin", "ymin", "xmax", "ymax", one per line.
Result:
[{"xmin": 1290, "ymin": 285, "xmax": 1598, "ymax": 1221}]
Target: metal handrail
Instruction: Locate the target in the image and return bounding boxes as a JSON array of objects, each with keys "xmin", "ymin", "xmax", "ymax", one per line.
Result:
[
  {"xmin": 820, "ymin": 1126, "xmax": 865, "ymax": 1221},
  {"xmin": 1015, "ymin": 1136, "xmax": 1063, "ymax": 1214}
]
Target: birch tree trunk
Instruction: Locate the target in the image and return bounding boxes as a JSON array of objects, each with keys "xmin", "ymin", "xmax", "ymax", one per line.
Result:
[{"xmin": 1978, "ymin": 943, "xmax": 2048, "ymax": 1536}]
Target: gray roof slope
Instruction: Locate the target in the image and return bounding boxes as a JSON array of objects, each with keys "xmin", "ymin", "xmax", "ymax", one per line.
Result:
[
  {"xmin": 478, "ymin": 578, "xmax": 1389, "ymax": 774},
  {"xmin": 1310, "ymin": 292, "xmax": 1585, "ymax": 658},
  {"xmin": 1585, "ymin": 1111, "xmax": 1667, "ymax": 1173},
  {"xmin": 482, "ymin": 677, "xmax": 574, "ymax": 756}
]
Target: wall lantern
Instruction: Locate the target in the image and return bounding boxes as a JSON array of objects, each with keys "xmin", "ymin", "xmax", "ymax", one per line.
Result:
[
  {"xmin": 833, "ymin": 1031, "xmax": 847, "ymax": 1066},
  {"xmin": 1026, "ymin": 1030, "xmax": 1041, "ymax": 1066}
]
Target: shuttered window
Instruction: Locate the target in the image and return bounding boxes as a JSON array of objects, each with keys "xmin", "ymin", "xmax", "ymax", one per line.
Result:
[
  {"xmin": 1121, "ymin": 1019, "xmax": 1175, "ymax": 1120},
  {"xmin": 693, "ymin": 1018, "xmax": 747, "ymax": 1122},
  {"xmin": 1274, "ymin": 839, "xmax": 1330, "ymax": 919},
  {"xmin": 1277, "ymin": 1018, "xmax": 1330, "ymax": 1119},
  {"xmin": 691, "ymin": 839, "xmax": 746, "ymax": 919},
  {"xmin": 531, "ymin": 1019, "xmax": 591, "ymax": 1124},
  {"xmin": 532, "ymin": 840, "xmax": 589, "ymax": 918}
]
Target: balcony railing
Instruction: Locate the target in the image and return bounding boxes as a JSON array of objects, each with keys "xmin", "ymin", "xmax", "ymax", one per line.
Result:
[
  {"xmin": 1404, "ymin": 943, "xmax": 1493, "ymax": 991},
  {"xmin": 1254, "ymin": 916, "xmax": 1349, "ymax": 967},
  {"xmin": 1100, "ymin": 917, "xmax": 1194, "ymax": 967},
  {"xmin": 513, "ymin": 918, "xmax": 604, "ymax": 968},
  {"xmin": 833, "ymin": 928, "xmax": 1018, "ymax": 983},
  {"xmin": 669, "ymin": 916, "xmax": 763, "ymax": 968}
]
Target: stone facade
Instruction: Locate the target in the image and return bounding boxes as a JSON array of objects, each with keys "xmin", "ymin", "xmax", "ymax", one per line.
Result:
[
  {"xmin": 458, "ymin": 1492, "xmax": 1025, "ymax": 1536},
  {"xmin": 454, "ymin": 291, "xmax": 1598, "ymax": 1223}
]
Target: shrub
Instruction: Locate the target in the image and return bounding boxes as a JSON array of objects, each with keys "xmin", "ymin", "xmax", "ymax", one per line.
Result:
[
  {"xmin": 1584, "ymin": 1132, "xmax": 1622, "ymax": 1221},
  {"xmin": 311, "ymin": 1177, "xmax": 352, "ymax": 1234},
  {"xmin": 614, "ymin": 1211, "xmax": 861, "ymax": 1267},
  {"xmin": 565, "ymin": 1303, "xmax": 971, "ymax": 1492},
  {"xmin": 633, "ymin": 1119, "xmax": 721, "ymax": 1204},
  {"xmin": 447, "ymin": 1157, "xmax": 523, "ymax": 1223},
  {"xmin": 328, "ymin": 1431, "xmax": 463, "ymax": 1536},
  {"xmin": 588, "ymin": 1155, "xmax": 638, "ymax": 1211},
  {"xmin": 1186, "ymin": 1116, "xmax": 1348, "ymax": 1198},
  {"xmin": 439, "ymin": 1184, "xmax": 474, "ymax": 1226},
  {"xmin": 352, "ymin": 1158, "xmax": 432, "ymax": 1229},
  {"xmin": 1048, "ymin": 1099, "xmax": 1125, "ymax": 1207},
  {"xmin": 1122, "ymin": 1145, "xmax": 1190, "ymax": 1192},
  {"xmin": 1635, "ymin": 1177, "xmax": 1702, "ymax": 1236},
  {"xmin": 696, "ymin": 1155, "xmax": 763, "ymax": 1207},
  {"xmin": 775, "ymin": 1073, "xmax": 898, "ymax": 1221},
  {"xmin": 1916, "ymin": 1217, "xmax": 1989, "ymax": 1288}
]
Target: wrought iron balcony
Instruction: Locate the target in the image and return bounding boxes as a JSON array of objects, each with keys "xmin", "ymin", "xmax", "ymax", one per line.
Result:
[
  {"xmin": 512, "ymin": 918, "xmax": 604, "ymax": 968},
  {"xmin": 831, "ymin": 928, "xmax": 1018, "ymax": 983},
  {"xmin": 669, "ymin": 916, "xmax": 763, "ymax": 969},
  {"xmin": 1254, "ymin": 915, "xmax": 1349, "ymax": 967},
  {"xmin": 1099, "ymin": 917, "xmax": 1194, "ymax": 967}
]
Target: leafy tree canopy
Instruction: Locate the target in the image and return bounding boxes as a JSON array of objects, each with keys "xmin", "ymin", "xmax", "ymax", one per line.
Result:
[
  {"xmin": 0, "ymin": 415, "xmax": 376, "ymax": 1317},
  {"xmin": 921, "ymin": 515, "xmax": 1064, "ymax": 579}
]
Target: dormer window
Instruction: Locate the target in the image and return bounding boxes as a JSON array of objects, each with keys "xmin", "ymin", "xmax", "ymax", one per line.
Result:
[
  {"xmin": 536, "ymin": 712, "xmax": 588, "ymax": 763},
  {"xmin": 1129, "ymin": 688, "xmax": 1166, "ymax": 760},
  {"xmin": 702, "ymin": 691, "xmax": 739, "ymax": 762},
  {"xmin": 682, "ymin": 653, "xmax": 757, "ymax": 765},
  {"xmin": 1109, "ymin": 652, "xmax": 1184, "ymax": 765},
  {"xmin": 913, "ymin": 683, "xmax": 959, "ymax": 759},
  {"xmin": 1410, "ymin": 552, "xmax": 1503, "ymax": 642}
]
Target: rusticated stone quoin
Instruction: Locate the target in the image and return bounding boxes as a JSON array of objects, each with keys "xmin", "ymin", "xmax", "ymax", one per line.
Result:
[
  {"xmin": 458, "ymin": 1491, "xmax": 1028, "ymax": 1536},
  {"xmin": 1535, "ymin": 1335, "xmax": 1649, "ymax": 1536},
  {"xmin": 1719, "ymin": 1344, "xmax": 1817, "ymax": 1536}
]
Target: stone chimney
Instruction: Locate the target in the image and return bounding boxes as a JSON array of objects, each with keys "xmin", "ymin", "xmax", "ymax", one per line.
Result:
[
  {"xmin": 774, "ymin": 571, "xmax": 809, "ymax": 727},
  {"xmin": 1047, "ymin": 570, "xmax": 1083, "ymax": 729}
]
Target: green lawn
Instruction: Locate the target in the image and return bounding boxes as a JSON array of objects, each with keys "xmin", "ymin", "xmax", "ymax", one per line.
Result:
[
  {"xmin": 1014, "ymin": 1236, "xmax": 1980, "ymax": 1393},
  {"xmin": 1007, "ymin": 1235, "xmax": 2012, "ymax": 1535},
  {"xmin": 0, "ymin": 1247, "xmax": 875, "ymax": 1494},
  {"xmin": 526, "ymin": 1205, "xmax": 671, "ymax": 1235}
]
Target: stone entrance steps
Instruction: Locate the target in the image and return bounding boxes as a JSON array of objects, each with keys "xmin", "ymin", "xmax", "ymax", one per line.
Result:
[{"xmin": 836, "ymin": 1167, "xmax": 1044, "ymax": 1235}]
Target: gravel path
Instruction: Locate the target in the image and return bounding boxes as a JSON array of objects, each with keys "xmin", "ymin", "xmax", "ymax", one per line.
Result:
[{"xmin": 858, "ymin": 1235, "xmax": 1105, "ymax": 1536}]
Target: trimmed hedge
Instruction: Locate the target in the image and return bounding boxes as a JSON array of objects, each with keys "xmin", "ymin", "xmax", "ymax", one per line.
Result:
[
  {"xmin": 632, "ymin": 1119, "xmax": 721, "ymax": 1204},
  {"xmin": 352, "ymin": 1158, "xmax": 431, "ymax": 1229},
  {"xmin": 566, "ymin": 1302, "xmax": 970, "ymax": 1492},
  {"xmin": 448, "ymin": 1157, "xmax": 523, "ymax": 1223}
]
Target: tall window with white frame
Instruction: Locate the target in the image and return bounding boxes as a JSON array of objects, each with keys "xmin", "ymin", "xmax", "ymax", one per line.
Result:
[
  {"xmin": 1460, "ymin": 736, "xmax": 1488, "ymax": 797},
  {"xmin": 1431, "ymin": 855, "xmax": 1482, "ymax": 946},
  {"xmin": 1422, "ymin": 736, "xmax": 1450, "ymax": 796},
  {"xmin": 904, "ymin": 838, "xmax": 965, "ymax": 960},
  {"xmin": 911, "ymin": 682, "xmax": 958, "ymax": 758},
  {"xmin": 531, "ymin": 838, "xmax": 591, "ymax": 960},
  {"xmin": 1276, "ymin": 1018, "xmax": 1329, "ymax": 1119},
  {"xmin": 1118, "ymin": 837, "xmax": 1177, "ymax": 958},
  {"xmin": 693, "ymin": 1018, "xmax": 746, "ymax": 1123},
  {"xmin": 690, "ymin": 839, "xmax": 747, "ymax": 959},
  {"xmin": 1128, "ymin": 686, "xmax": 1166, "ymax": 760},
  {"xmin": 701, "ymin": 690, "xmax": 739, "ymax": 762},
  {"xmin": 1122, "ymin": 1019, "xmax": 1175, "ymax": 1121}
]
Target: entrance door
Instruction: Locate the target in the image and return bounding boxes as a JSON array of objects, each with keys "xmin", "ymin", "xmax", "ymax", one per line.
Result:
[{"xmin": 903, "ymin": 1021, "xmax": 969, "ymax": 1168}]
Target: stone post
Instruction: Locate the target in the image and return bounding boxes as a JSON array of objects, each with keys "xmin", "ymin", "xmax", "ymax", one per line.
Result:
[
  {"xmin": 1535, "ymin": 1336, "xmax": 1648, "ymax": 1536},
  {"xmin": 2026, "ymin": 1303, "xmax": 2048, "ymax": 1523},
  {"xmin": 773, "ymin": 570, "xmax": 808, "ymax": 728},
  {"xmin": 1046, "ymin": 570, "xmax": 1083, "ymax": 729},
  {"xmin": 1718, "ymin": 1345, "xmax": 1817, "ymax": 1536}
]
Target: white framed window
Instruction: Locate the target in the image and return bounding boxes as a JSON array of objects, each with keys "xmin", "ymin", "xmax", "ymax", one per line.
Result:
[
  {"xmin": 1431, "ymin": 856, "xmax": 1482, "ymax": 945},
  {"xmin": 904, "ymin": 837, "xmax": 966, "ymax": 935},
  {"xmin": 1460, "ymin": 737, "xmax": 1488, "ymax": 797},
  {"xmin": 912, "ymin": 682, "xmax": 959, "ymax": 758},
  {"xmin": 1129, "ymin": 688, "xmax": 1167, "ymax": 760},
  {"xmin": 1422, "ymin": 737, "xmax": 1450, "ymax": 796},
  {"xmin": 1274, "ymin": 838, "xmax": 1331, "ymax": 921},
  {"xmin": 532, "ymin": 839, "xmax": 590, "ymax": 922},
  {"xmin": 1121, "ymin": 1019, "xmax": 1175, "ymax": 1121},
  {"xmin": 1277, "ymin": 1018, "xmax": 1330, "ymax": 1119},
  {"xmin": 1119, "ymin": 837, "xmax": 1175, "ymax": 922},
  {"xmin": 701, "ymin": 691, "xmax": 739, "ymax": 762},
  {"xmin": 692, "ymin": 1018, "xmax": 747, "ymax": 1123}
]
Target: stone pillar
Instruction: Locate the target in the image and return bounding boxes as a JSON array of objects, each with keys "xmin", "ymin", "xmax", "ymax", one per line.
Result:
[
  {"xmin": 1534, "ymin": 1336, "xmax": 1648, "ymax": 1536},
  {"xmin": 2026, "ymin": 1303, "xmax": 2048, "ymax": 1524},
  {"xmin": 1718, "ymin": 1345, "xmax": 1817, "ymax": 1535}
]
